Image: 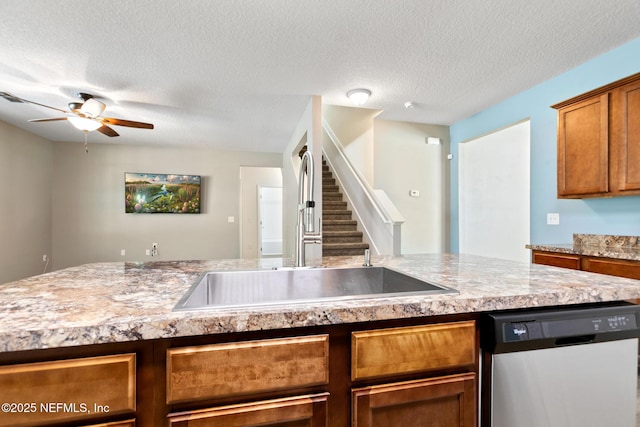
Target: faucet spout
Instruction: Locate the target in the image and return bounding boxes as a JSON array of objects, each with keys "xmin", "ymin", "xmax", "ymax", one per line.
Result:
[{"xmin": 295, "ymin": 150, "xmax": 322, "ymax": 267}]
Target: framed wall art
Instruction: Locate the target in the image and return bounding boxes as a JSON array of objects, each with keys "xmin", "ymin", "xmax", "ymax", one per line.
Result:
[{"xmin": 125, "ymin": 172, "xmax": 201, "ymax": 214}]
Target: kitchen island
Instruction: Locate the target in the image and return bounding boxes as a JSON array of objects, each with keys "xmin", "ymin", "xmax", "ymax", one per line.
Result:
[{"xmin": 1, "ymin": 253, "xmax": 640, "ymax": 427}]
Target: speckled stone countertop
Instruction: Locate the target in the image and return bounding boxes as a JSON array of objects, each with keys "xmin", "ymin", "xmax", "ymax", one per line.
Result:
[
  {"xmin": 2, "ymin": 253, "xmax": 640, "ymax": 353},
  {"xmin": 527, "ymin": 233, "xmax": 640, "ymax": 261}
]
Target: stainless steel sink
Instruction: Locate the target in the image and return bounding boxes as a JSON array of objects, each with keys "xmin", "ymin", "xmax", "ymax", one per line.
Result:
[{"xmin": 173, "ymin": 266, "xmax": 456, "ymax": 310}]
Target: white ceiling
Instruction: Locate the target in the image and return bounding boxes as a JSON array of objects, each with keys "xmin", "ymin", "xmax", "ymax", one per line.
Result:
[{"xmin": 1, "ymin": 1, "xmax": 640, "ymax": 153}]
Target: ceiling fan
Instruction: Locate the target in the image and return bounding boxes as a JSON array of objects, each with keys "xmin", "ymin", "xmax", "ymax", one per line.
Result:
[{"xmin": 1, "ymin": 91, "xmax": 154, "ymax": 137}]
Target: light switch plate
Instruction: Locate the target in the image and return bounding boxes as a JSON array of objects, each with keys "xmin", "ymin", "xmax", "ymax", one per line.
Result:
[{"xmin": 547, "ymin": 213, "xmax": 560, "ymax": 225}]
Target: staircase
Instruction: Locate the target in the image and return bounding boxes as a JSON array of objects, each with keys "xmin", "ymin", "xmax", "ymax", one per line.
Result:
[{"xmin": 322, "ymin": 157, "xmax": 370, "ymax": 257}]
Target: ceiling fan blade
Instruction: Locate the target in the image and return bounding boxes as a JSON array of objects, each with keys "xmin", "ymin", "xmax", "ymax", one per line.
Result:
[
  {"xmin": 80, "ymin": 98, "xmax": 106, "ymax": 118},
  {"xmin": 9, "ymin": 94, "xmax": 69, "ymax": 114},
  {"xmin": 97, "ymin": 125, "xmax": 119, "ymax": 137},
  {"xmin": 28, "ymin": 117, "xmax": 68, "ymax": 123},
  {"xmin": 101, "ymin": 117, "xmax": 154, "ymax": 129}
]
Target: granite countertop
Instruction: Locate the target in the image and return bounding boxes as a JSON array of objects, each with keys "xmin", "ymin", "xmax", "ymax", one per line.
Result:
[
  {"xmin": 527, "ymin": 233, "xmax": 640, "ymax": 261},
  {"xmin": 2, "ymin": 253, "xmax": 640, "ymax": 354}
]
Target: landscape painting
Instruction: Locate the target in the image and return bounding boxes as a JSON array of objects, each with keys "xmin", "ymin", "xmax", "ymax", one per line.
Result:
[{"xmin": 125, "ymin": 173, "xmax": 201, "ymax": 214}]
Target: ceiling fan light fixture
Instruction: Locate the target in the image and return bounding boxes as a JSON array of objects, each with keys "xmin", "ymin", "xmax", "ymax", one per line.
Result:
[
  {"xmin": 68, "ymin": 116, "xmax": 102, "ymax": 132},
  {"xmin": 347, "ymin": 89, "xmax": 371, "ymax": 106}
]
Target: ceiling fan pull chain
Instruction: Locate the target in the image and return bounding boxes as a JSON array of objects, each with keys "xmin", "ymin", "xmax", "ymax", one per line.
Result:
[{"xmin": 83, "ymin": 130, "xmax": 89, "ymax": 153}]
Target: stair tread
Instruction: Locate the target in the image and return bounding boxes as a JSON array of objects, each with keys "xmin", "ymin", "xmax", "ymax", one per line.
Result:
[
  {"xmin": 323, "ymin": 230, "xmax": 362, "ymax": 235},
  {"xmin": 323, "ymin": 209, "xmax": 352, "ymax": 214},
  {"xmin": 323, "ymin": 242, "xmax": 369, "ymax": 248}
]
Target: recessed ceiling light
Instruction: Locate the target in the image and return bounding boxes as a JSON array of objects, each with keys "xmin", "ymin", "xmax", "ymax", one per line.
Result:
[{"xmin": 347, "ymin": 89, "xmax": 371, "ymax": 106}]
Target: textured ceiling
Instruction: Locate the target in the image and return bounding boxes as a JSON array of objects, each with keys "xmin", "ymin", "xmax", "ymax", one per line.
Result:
[{"xmin": 1, "ymin": 0, "xmax": 640, "ymax": 152}]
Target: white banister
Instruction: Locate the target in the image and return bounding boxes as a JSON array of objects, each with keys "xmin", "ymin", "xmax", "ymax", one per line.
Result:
[{"xmin": 322, "ymin": 119, "xmax": 404, "ymax": 255}]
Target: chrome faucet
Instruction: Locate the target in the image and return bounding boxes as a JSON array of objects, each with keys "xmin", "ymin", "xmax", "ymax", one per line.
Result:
[{"xmin": 295, "ymin": 150, "xmax": 322, "ymax": 267}]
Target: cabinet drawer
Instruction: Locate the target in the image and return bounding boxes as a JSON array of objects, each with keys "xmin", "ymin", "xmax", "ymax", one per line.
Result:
[
  {"xmin": 0, "ymin": 354, "xmax": 136, "ymax": 426},
  {"xmin": 351, "ymin": 321, "xmax": 475, "ymax": 381},
  {"xmin": 81, "ymin": 420, "xmax": 135, "ymax": 427},
  {"xmin": 167, "ymin": 335, "xmax": 329, "ymax": 404},
  {"xmin": 352, "ymin": 373, "xmax": 476, "ymax": 427},
  {"xmin": 167, "ymin": 393, "xmax": 329, "ymax": 427},
  {"xmin": 532, "ymin": 251, "xmax": 581, "ymax": 270},
  {"xmin": 582, "ymin": 257, "xmax": 640, "ymax": 280}
]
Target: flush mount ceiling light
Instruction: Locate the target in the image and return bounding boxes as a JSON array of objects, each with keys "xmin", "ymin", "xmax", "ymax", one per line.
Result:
[
  {"xmin": 347, "ymin": 89, "xmax": 371, "ymax": 106},
  {"xmin": 404, "ymin": 101, "xmax": 415, "ymax": 109}
]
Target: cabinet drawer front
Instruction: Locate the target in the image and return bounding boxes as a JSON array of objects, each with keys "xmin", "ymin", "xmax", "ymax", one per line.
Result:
[
  {"xmin": 167, "ymin": 393, "xmax": 328, "ymax": 427},
  {"xmin": 352, "ymin": 373, "xmax": 476, "ymax": 427},
  {"xmin": 532, "ymin": 251, "xmax": 581, "ymax": 270},
  {"xmin": 583, "ymin": 257, "xmax": 640, "ymax": 280},
  {"xmin": 81, "ymin": 420, "xmax": 135, "ymax": 427},
  {"xmin": 167, "ymin": 335, "xmax": 329, "ymax": 404},
  {"xmin": 351, "ymin": 321, "xmax": 475, "ymax": 381},
  {"xmin": 0, "ymin": 354, "xmax": 136, "ymax": 426}
]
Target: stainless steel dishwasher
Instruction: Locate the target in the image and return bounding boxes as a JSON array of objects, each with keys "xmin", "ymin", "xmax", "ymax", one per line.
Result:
[{"xmin": 481, "ymin": 302, "xmax": 640, "ymax": 427}]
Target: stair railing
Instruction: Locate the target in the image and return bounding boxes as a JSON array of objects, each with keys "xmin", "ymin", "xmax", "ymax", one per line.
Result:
[{"xmin": 322, "ymin": 119, "xmax": 404, "ymax": 256}]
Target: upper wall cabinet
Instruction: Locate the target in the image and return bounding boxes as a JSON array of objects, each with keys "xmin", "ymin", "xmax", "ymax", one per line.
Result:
[{"xmin": 553, "ymin": 72, "xmax": 640, "ymax": 199}]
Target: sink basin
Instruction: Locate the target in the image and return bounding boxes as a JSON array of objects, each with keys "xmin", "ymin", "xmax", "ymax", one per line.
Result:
[{"xmin": 173, "ymin": 266, "xmax": 456, "ymax": 310}]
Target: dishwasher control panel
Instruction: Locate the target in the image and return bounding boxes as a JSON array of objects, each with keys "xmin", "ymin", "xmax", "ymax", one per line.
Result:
[
  {"xmin": 503, "ymin": 313, "xmax": 638, "ymax": 342},
  {"xmin": 483, "ymin": 302, "xmax": 640, "ymax": 353}
]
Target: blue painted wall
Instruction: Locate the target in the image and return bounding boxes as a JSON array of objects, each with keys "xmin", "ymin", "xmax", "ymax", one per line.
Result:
[{"xmin": 449, "ymin": 37, "xmax": 640, "ymax": 252}]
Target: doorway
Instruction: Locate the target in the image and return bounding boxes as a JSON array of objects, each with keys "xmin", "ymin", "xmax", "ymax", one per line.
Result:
[
  {"xmin": 258, "ymin": 186, "xmax": 283, "ymax": 257},
  {"xmin": 239, "ymin": 167, "xmax": 283, "ymax": 259},
  {"xmin": 458, "ymin": 120, "xmax": 530, "ymax": 263}
]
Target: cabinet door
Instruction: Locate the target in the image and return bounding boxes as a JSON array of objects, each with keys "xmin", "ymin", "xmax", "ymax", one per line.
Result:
[
  {"xmin": 352, "ymin": 373, "xmax": 476, "ymax": 427},
  {"xmin": 167, "ymin": 393, "xmax": 328, "ymax": 427},
  {"xmin": 557, "ymin": 93, "xmax": 609, "ymax": 197},
  {"xmin": 615, "ymin": 79, "xmax": 640, "ymax": 191}
]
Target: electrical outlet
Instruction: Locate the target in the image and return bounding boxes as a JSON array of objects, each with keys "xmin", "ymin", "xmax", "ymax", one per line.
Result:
[
  {"xmin": 42, "ymin": 254, "xmax": 48, "ymax": 262},
  {"xmin": 547, "ymin": 213, "xmax": 560, "ymax": 225},
  {"xmin": 152, "ymin": 243, "xmax": 158, "ymax": 257},
  {"xmin": 145, "ymin": 249, "xmax": 151, "ymax": 256},
  {"xmin": 121, "ymin": 249, "xmax": 126, "ymax": 256}
]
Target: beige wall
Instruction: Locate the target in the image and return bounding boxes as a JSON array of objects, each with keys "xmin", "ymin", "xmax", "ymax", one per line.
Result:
[
  {"xmin": 51, "ymin": 142, "xmax": 281, "ymax": 270},
  {"xmin": 374, "ymin": 119, "xmax": 450, "ymax": 253},
  {"xmin": 322, "ymin": 105, "xmax": 382, "ymax": 184},
  {"xmin": 282, "ymin": 96, "xmax": 323, "ymax": 262},
  {"xmin": 0, "ymin": 120, "xmax": 53, "ymax": 284}
]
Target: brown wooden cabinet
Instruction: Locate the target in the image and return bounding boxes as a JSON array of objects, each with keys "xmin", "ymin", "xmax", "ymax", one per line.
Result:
[
  {"xmin": 82, "ymin": 421, "xmax": 136, "ymax": 427},
  {"xmin": 532, "ymin": 250, "xmax": 640, "ymax": 280},
  {"xmin": 352, "ymin": 374, "xmax": 476, "ymax": 427},
  {"xmin": 531, "ymin": 251, "xmax": 581, "ymax": 270},
  {"xmin": 167, "ymin": 393, "xmax": 329, "ymax": 427},
  {"xmin": 350, "ymin": 322, "xmax": 477, "ymax": 427},
  {"xmin": 556, "ymin": 93, "xmax": 609, "ymax": 197},
  {"xmin": 0, "ymin": 354, "xmax": 136, "ymax": 427},
  {"xmin": 0, "ymin": 317, "xmax": 479, "ymax": 427},
  {"xmin": 166, "ymin": 335, "xmax": 329, "ymax": 405},
  {"xmin": 614, "ymin": 78, "xmax": 640, "ymax": 192},
  {"xmin": 553, "ymin": 72, "xmax": 640, "ymax": 198}
]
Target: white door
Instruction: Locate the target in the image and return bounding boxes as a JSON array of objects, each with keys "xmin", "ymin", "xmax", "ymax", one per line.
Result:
[
  {"xmin": 258, "ymin": 186, "xmax": 283, "ymax": 257},
  {"xmin": 239, "ymin": 167, "xmax": 282, "ymax": 259},
  {"xmin": 459, "ymin": 120, "xmax": 530, "ymax": 263}
]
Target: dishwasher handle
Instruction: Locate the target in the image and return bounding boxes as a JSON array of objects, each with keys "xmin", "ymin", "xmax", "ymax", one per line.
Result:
[{"xmin": 555, "ymin": 334, "xmax": 595, "ymax": 346}]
